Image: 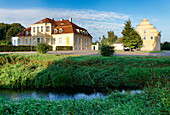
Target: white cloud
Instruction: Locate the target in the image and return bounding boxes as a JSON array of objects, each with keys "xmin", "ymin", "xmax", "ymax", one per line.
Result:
[{"xmin": 0, "ymin": 8, "xmax": 130, "ymax": 41}]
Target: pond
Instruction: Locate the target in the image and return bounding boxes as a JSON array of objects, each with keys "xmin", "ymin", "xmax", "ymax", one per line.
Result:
[{"xmin": 0, "ymin": 87, "xmax": 143, "ymax": 100}]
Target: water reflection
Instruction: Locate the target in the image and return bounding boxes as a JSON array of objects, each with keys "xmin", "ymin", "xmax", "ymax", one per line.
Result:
[{"xmin": 0, "ymin": 87, "xmax": 143, "ymax": 100}]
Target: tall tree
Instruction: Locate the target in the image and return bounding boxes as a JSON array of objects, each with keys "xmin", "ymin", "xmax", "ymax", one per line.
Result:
[
  {"xmin": 0, "ymin": 23, "xmax": 25, "ymax": 43},
  {"xmin": 101, "ymin": 31, "xmax": 118, "ymax": 45},
  {"xmin": 120, "ymin": 19, "xmax": 142, "ymax": 50},
  {"xmin": 107, "ymin": 31, "xmax": 118, "ymax": 45},
  {"xmin": 6, "ymin": 23, "xmax": 25, "ymax": 42}
]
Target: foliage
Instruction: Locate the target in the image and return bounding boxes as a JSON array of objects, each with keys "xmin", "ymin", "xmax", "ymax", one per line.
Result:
[
  {"xmin": 120, "ymin": 19, "xmax": 143, "ymax": 50},
  {"xmin": 0, "ymin": 82, "xmax": 168, "ymax": 114},
  {"xmin": 0, "ymin": 23, "xmax": 25, "ymax": 43},
  {"xmin": 0, "ymin": 45, "xmax": 37, "ymax": 52},
  {"xmin": 0, "ymin": 54, "xmax": 169, "ymax": 89},
  {"xmin": 36, "ymin": 43, "xmax": 51, "ymax": 54},
  {"xmin": 56, "ymin": 46, "xmax": 73, "ymax": 51},
  {"xmin": 101, "ymin": 31, "xmax": 118, "ymax": 45},
  {"xmin": 100, "ymin": 45, "xmax": 114, "ymax": 56},
  {"xmin": 161, "ymin": 41, "xmax": 170, "ymax": 50}
]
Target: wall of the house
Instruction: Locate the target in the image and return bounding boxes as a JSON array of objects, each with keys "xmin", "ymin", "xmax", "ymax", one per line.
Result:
[
  {"xmin": 135, "ymin": 19, "xmax": 161, "ymax": 51},
  {"xmin": 74, "ymin": 34, "xmax": 92, "ymax": 50},
  {"xmin": 112, "ymin": 43, "xmax": 124, "ymax": 50}
]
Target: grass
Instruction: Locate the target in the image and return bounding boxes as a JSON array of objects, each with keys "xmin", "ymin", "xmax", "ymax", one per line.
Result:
[
  {"xmin": 0, "ymin": 54, "xmax": 169, "ymax": 89},
  {"xmin": 0, "ymin": 84, "xmax": 168, "ymax": 114},
  {"xmin": 0, "ymin": 54, "xmax": 169, "ymax": 114},
  {"xmin": 149, "ymin": 51, "xmax": 163, "ymax": 53}
]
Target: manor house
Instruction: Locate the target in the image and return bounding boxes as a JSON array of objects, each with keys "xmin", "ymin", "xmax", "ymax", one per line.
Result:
[
  {"xmin": 12, "ymin": 18, "xmax": 92, "ymax": 50},
  {"xmin": 135, "ymin": 18, "xmax": 161, "ymax": 51}
]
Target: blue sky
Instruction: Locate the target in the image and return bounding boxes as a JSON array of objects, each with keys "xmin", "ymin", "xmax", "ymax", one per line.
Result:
[{"xmin": 0, "ymin": 0, "xmax": 169, "ymax": 42}]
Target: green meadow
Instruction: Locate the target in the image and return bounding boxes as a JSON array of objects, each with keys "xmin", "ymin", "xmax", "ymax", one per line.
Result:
[{"xmin": 0, "ymin": 54, "xmax": 169, "ymax": 114}]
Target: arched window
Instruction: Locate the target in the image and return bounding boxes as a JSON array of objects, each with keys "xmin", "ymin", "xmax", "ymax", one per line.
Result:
[
  {"xmin": 151, "ymin": 36, "xmax": 153, "ymax": 39},
  {"xmin": 59, "ymin": 28, "xmax": 62, "ymax": 33}
]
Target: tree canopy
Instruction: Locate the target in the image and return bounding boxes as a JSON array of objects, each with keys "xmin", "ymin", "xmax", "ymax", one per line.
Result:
[
  {"xmin": 101, "ymin": 31, "xmax": 118, "ymax": 45},
  {"xmin": 120, "ymin": 19, "xmax": 142, "ymax": 49},
  {"xmin": 0, "ymin": 23, "xmax": 25, "ymax": 44}
]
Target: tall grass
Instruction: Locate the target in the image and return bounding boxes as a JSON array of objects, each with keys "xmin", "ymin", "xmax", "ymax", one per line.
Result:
[{"xmin": 0, "ymin": 54, "xmax": 169, "ymax": 89}]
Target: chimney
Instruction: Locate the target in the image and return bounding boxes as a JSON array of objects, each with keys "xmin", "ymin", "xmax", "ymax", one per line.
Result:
[
  {"xmin": 51, "ymin": 18, "xmax": 54, "ymax": 20},
  {"xmin": 69, "ymin": 18, "xmax": 72, "ymax": 22},
  {"xmin": 60, "ymin": 19, "xmax": 64, "ymax": 21}
]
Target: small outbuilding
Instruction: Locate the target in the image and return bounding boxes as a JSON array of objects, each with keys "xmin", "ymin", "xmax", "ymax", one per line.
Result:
[{"xmin": 112, "ymin": 39, "xmax": 124, "ymax": 50}]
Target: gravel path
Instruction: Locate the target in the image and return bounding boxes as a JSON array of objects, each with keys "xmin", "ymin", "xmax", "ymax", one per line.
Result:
[{"xmin": 0, "ymin": 50, "xmax": 170, "ymax": 56}]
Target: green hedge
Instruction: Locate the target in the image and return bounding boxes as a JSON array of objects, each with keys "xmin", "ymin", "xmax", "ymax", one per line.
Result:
[
  {"xmin": 0, "ymin": 45, "xmax": 52, "ymax": 52},
  {"xmin": 56, "ymin": 46, "xmax": 73, "ymax": 51}
]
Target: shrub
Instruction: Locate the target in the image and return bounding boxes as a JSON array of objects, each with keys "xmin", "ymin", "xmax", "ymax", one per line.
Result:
[
  {"xmin": 161, "ymin": 41, "xmax": 170, "ymax": 50},
  {"xmin": 100, "ymin": 45, "xmax": 114, "ymax": 56},
  {"xmin": 0, "ymin": 45, "xmax": 37, "ymax": 52},
  {"xmin": 36, "ymin": 43, "xmax": 51, "ymax": 54},
  {"xmin": 56, "ymin": 46, "xmax": 73, "ymax": 51}
]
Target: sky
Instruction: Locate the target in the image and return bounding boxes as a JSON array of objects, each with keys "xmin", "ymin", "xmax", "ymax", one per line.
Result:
[{"xmin": 0, "ymin": 0, "xmax": 169, "ymax": 42}]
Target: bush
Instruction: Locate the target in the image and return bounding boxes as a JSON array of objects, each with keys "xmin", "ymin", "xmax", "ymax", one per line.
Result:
[
  {"xmin": 100, "ymin": 45, "xmax": 114, "ymax": 56},
  {"xmin": 0, "ymin": 45, "xmax": 37, "ymax": 52},
  {"xmin": 161, "ymin": 41, "xmax": 170, "ymax": 50},
  {"xmin": 56, "ymin": 46, "xmax": 73, "ymax": 51},
  {"xmin": 36, "ymin": 43, "xmax": 51, "ymax": 54}
]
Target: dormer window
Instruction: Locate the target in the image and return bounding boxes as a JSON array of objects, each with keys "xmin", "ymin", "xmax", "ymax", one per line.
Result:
[
  {"xmin": 26, "ymin": 31, "xmax": 29, "ymax": 35},
  {"xmin": 76, "ymin": 29, "xmax": 80, "ymax": 33},
  {"xmin": 59, "ymin": 28, "xmax": 62, "ymax": 33},
  {"xmin": 54, "ymin": 29, "xmax": 57, "ymax": 33},
  {"xmin": 60, "ymin": 23, "xmax": 64, "ymax": 25}
]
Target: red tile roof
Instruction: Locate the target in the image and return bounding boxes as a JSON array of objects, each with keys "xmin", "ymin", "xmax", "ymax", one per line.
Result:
[
  {"xmin": 16, "ymin": 18, "xmax": 92, "ymax": 38},
  {"xmin": 16, "ymin": 27, "xmax": 31, "ymax": 37}
]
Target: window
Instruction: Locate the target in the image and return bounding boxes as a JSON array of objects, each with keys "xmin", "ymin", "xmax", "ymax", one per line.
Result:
[
  {"xmin": 18, "ymin": 39, "xmax": 20, "ymax": 44},
  {"xmin": 60, "ymin": 23, "xmax": 64, "ymax": 25},
  {"xmin": 25, "ymin": 39, "xmax": 28, "ymax": 44},
  {"xmin": 14, "ymin": 40, "xmax": 16, "ymax": 45},
  {"xmin": 46, "ymin": 38, "xmax": 50, "ymax": 44},
  {"xmin": 33, "ymin": 38, "xmax": 36, "ymax": 45},
  {"xmin": 143, "ymin": 45, "xmax": 145, "ymax": 48},
  {"xmin": 26, "ymin": 31, "xmax": 29, "ymax": 35},
  {"xmin": 79, "ymin": 38, "xmax": 81, "ymax": 45},
  {"xmin": 37, "ymin": 26, "xmax": 39, "ymax": 32},
  {"xmin": 54, "ymin": 29, "xmax": 57, "ymax": 33},
  {"xmin": 144, "ymin": 30, "xmax": 146, "ymax": 33},
  {"xmin": 41, "ymin": 26, "xmax": 43, "ymax": 32},
  {"xmin": 59, "ymin": 28, "xmax": 62, "ymax": 33},
  {"xmin": 30, "ymin": 39, "xmax": 32, "ymax": 45},
  {"xmin": 59, "ymin": 37, "xmax": 62, "ymax": 44},
  {"xmin": 41, "ymin": 38, "xmax": 44, "ymax": 43},
  {"xmin": 143, "ymin": 37, "xmax": 146, "ymax": 40},
  {"xmin": 46, "ymin": 26, "xmax": 50, "ymax": 32},
  {"xmin": 33, "ymin": 27, "xmax": 35, "ymax": 33},
  {"xmin": 151, "ymin": 36, "xmax": 153, "ymax": 39},
  {"xmin": 53, "ymin": 38, "xmax": 56, "ymax": 44},
  {"xmin": 37, "ymin": 38, "xmax": 40, "ymax": 43}
]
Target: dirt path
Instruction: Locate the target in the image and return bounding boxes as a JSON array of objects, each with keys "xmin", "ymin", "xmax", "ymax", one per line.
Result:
[{"xmin": 0, "ymin": 50, "xmax": 170, "ymax": 56}]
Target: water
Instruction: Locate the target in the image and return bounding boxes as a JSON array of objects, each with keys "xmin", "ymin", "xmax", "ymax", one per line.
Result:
[{"xmin": 0, "ymin": 87, "xmax": 143, "ymax": 100}]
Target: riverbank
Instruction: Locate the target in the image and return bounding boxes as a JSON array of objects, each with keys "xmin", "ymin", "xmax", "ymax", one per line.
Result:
[
  {"xmin": 0, "ymin": 54, "xmax": 169, "ymax": 114},
  {"xmin": 0, "ymin": 54, "xmax": 169, "ymax": 89},
  {"xmin": 0, "ymin": 86, "xmax": 168, "ymax": 114}
]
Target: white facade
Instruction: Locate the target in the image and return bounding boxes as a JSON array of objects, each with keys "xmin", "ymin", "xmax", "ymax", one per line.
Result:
[
  {"xmin": 11, "ymin": 37, "xmax": 19, "ymax": 46},
  {"xmin": 112, "ymin": 43, "xmax": 124, "ymax": 50}
]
